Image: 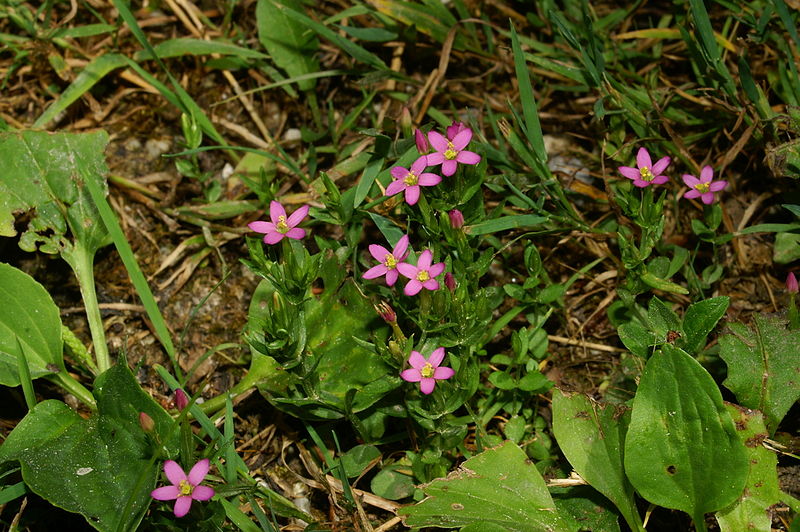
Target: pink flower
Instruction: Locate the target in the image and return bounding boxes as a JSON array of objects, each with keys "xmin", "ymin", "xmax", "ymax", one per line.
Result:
[
  {"xmin": 400, "ymin": 347, "xmax": 455, "ymax": 395},
  {"xmin": 618, "ymin": 147, "xmax": 670, "ymax": 188},
  {"xmin": 362, "ymin": 235, "xmax": 410, "ymax": 287},
  {"xmin": 448, "ymin": 209, "xmax": 464, "ymax": 229},
  {"xmin": 682, "ymin": 166, "xmax": 727, "ymax": 205},
  {"xmin": 787, "ymin": 272, "xmax": 798, "ymax": 294},
  {"xmin": 426, "ymin": 128, "xmax": 481, "ymax": 177},
  {"xmin": 396, "ymin": 249, "xmax": 445, "ymax": 296},
  {"xmin": 151, "ymin": 459, "xmax": 215, "ymax": 518},
  {"xmin": 386, "ymin": 156, "xmax": 441, "ymax": 205},
  {"xmin": 248, "ymin": 201, "xmax": 309, "ymax": 244},
  {"xmin": 446, "ymin": 121, "xmax": 468, "ymax": 140},
  {"xmin": 414, "ymin": 129, "xmax": 429, "ymax": 154}
]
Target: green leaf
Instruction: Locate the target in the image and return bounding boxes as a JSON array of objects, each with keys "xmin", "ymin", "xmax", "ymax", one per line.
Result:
[
  {"xmin": 716, "ymin": 405, "xmax": 787, "ymax": 532},
  {"xmin": 719, "ymin": 314, "xmax": 800, "ymax": 434},
  {"xmin": 0, "ymin": 364, "xmax": 178, "ymax": 531},
  {"xmin": 256, "ymin": 0, "xmax": 319, "ymax": 92},
  {"xmin": 646, "ymin": 296, "xmax": 681, "ymax": 339},
  {"xmin": 552, "ymin": 392, "xmax": 643, "ymax": 532},
  {"xmin": 680, "ymin": 296, "xmax": 729, "ymax": 354},
  {"xmin": 617, "ymin": 320, "xmax": 655, "ymax": 358},
  {"xmin": 134, "ymin": 38, "xmax": 269, "ymax": 61},
  {"xmin": 624, "ymin": 345, "xmax": 748, "ymax": 524},
  {"xmin": 400, "ymin": 441, "xmax": 580, "ymax": 531},
  {"xmin": 340, "ymin": 444, "xmax": 381, "ymax": 478},
  {"xmin": 371, "ymin": 465, "xmax": 415, "ymax": 500},
  {"xmin": 0, "ymin": 263, "xmax": 65, "ymax": 386},
  {"xmin": 466, "ymin": 214, "xmax": 547, "ymax": 235}
]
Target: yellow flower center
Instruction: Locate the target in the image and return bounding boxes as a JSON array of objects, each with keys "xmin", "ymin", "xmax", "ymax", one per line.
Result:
[
  {"xmin": 403, "ymin": 172, "xmax": 419, "ymax": 186},
  {"xmin": 276, "ymin": 215, "xmax": 289, "ymax": 233},
  {"xmin": 420, "ymin": 362, "xmax": 434, "ymax": 379},
  {"xmin": 694, "ymin": 182, "xmax": 710, "ymax": 193},
  {"xmin": 444, "ymin": 142, "xmax": 458, "ymax": 160},
  {"xmin": 416, "ymin": 270, "xmax": 430, "ymax": 282},
  {"xmin": 639, "ymin": 167, "xmax": 654, "ymax": 181},
  {"xmin": 178, "ymin": 480, "xmax": 193, "ymax": 496},
  {"xmin": 384, "ymin": 254, "xmax": 397, "ymax": 269}
]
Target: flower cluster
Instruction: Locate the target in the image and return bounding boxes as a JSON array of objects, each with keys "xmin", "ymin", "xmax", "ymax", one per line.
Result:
[
  {"xmin": 618, "ymin": 147, "xmax": 728, "ymax": 204},
  {"xmin": 362, "ymin": 235, "xmax": 445, "ymax": 296},
  {"xmin": 386, "ymin": 122, "xmax": 481, "ymax": 205}
]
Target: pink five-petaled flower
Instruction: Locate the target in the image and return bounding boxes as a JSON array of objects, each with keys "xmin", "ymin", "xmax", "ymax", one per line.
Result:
[
  {"xmin": 362, "ymin": 235, "xmax": 410, "ymax": 287},
  {"xmin": 151, "ymin": 459, "xmax": 215, "ymax": 518},
  {"xmin": 396, "ymin": 249, "xmax": 445, "ymax": 296},
  {"xmin": 682, "ymin": 166, "xmax": 728, "ymax": 205},
  {"xmin": 618, "ymin": 147, "xmax": 670, "ymax": 188},
  {"xmin": 386, "ymin": 156, "xmax": 441, "ymax": 205},
  {"xmin": 400, "ymin": 347, "xmax": 455, "ymax": 395},
  {"xmin": 248, "ymin": 201, "xmax": 309, "ymax": 244},
  {"xmin": 426, "ymin": 128, "xmax": 481, "ymax": 177}
]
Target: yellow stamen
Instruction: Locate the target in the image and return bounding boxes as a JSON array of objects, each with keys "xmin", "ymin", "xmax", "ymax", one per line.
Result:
[
  {"xmin": 403, "ymin": 172, "xmax": 418, "ymax": 186},
  {"xmin": 384, "ymin": 254, "xmax": 397, "ymax": 269},
  {"xmin": 416, "ymin": 270, "xmax": 430, "ymax": 282},
  {"xmin": 276, "ymin": 215, "xmax": 289, "ymax": 233},
  {"xmin": 178, "ymin": 480, "xmax": 193, "ymax": 496},
  {"xmin": 444, "ymin": 142, "xmax": 458, "ymax": 160},
  {"xmin": 694, "ymin": 182, "xmax": 710, "ymax": 193},
  {"xmin": 420, "ymin": 362, "xmax": 434, "ymax": 379},
  {"xmin": 639, "ymin": 167, "xmax": 654, "ymax": 181}
]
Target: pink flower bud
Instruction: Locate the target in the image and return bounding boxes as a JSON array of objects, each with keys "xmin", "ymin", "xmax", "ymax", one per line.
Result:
[
  {"xmin": 414, "ymin": 129, "xmax": 429, "ymax": 154},
  {"xmin": 174, "ymin": 389, "xmax": 189, "ymax": 411},
  {"xmin": 446, "ymin": 121, "xmax": 468, "ymax": 140},
  {"xmin": 444, "ymin": 272, "xmax": 456, "ymax": 292},
  {"xmin": 787, "ymin": 272, "xmax": 799, "ymax": 293},
  {"xmin": 139, "ymin": 412, "xmax": 155, "ymax": 432},
  {"xmin": 448, "ymin": 209, "xmax": 464, "ymax": 229}
]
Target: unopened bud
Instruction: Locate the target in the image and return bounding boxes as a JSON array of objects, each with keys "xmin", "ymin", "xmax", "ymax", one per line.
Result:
[
  {"xmin": 444, "ymin": 272, "xmax": 456, "ymax": 292},
  {"xmin": 414, "ymin": 128, "xmax": 429, "ymax": 154},
  {"xmin": 400, "ymin": 107, "xmax": 413, "ymax": 138},
  {"xmin": 139, "ymin": 412, "xmax": 155, "ymax": 432},
  {"xmin": 788, "ymin": 272, "xmax": 799, "ymax": 293},
  {"xmin": 446, "ymin": 121, "xmax": 468, "ymax": 140},
  {"xmin": 448, "ymin": 209, "xmax": 464, "ymax": 229},
  {"xmin": 174, "ymin": 389, "xmax": 189, "ymax": 411}
]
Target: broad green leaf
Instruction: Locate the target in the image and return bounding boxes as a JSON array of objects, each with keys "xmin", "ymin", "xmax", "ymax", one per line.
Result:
[
  {"xmin": 552, "ymin": 391, "xmax": 644, "ymax": 532},
  {"xmin": 552, "ymin": 486, "xmax": 622, "ymax": 532},
  {"xmin": 371, "ymin": 465, "xmax": 415, "ymax": 500},
  {"xmin": 0, "ymin": 364, "xmax": 178, "ymax": 532},
  {"xmin": 680, "ymin": 296, "xmax": 729, "ymax": 354},
  {"xmin": 0, "ymin": 263, "xmax": 65, "ymax": 386},
  {"xmin": 646, "ymin": 296, "xmax": 681, "ymax": 340},
  {"xmin": 340, "ymin": 444, "xmax": 381, "ymax": 478},
  {"xmin": 617, "ymin": 320, "xmax": 654, "ymax": 358},
  {"xmin": 256, "ymin": 0, "xmax": 319, "ymax": 91},
  {"xmin": 716, "ymin": 405, "xmax": 786, "ymax": 532},
  {"xmin": 624, "ymin": 345, "xmax": 748, "ymax": 525},
  {"xmin": 401, "ymin": 441, "xmax": 580, "ymax": 531},
  {"xmin": 719, "ymin": 314, "xmax": 800, "ymax": 434}
]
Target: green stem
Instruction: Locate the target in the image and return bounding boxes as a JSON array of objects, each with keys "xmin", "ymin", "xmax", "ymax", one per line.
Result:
[
  {"xmin": 692, "ymin": 512, "xmax": 708, "ymax": 532},
  {"xmin": 71, "ymin": 244, "xmax": 110, "ymax": 373},
  {"xmin": 47, "ymin": 371, "xmax": 96, "ymax": 409}
]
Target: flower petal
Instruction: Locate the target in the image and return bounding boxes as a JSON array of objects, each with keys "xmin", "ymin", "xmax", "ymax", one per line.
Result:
[
  {"xmin": 618, "ymin": 166, "xmax": 640, "ymax": 180},
  {"xmin": 173, "ymin": 496, "xmax": 193, "ymax": 518},
  {"xmin": 701, "ymin": 192, "xmax": 715, "ymax": 204},
  {"xmin": 393, "ymin": 235, "xmax": 409, "ymax": 259},
  {"xmin": 417, "ymin": 250, "xmax": 433, "ymax": 270},
  {"xmin": 709, "ymin": 180, "xmax": 728, "ymax": 192},
  {"xmin": 428, "ymin": 131, "xmax": 449, "ymax": 152},
  {"xmin": 151, "ymin": 486, "xmax": 180, "ymax": 501},
  {"xmin": 188, "ymin": 459, "xmax": 210, "ymax": 486},
  {"xmin": 248, "ymin": 221, "xmax": 275, "ymax": 234},
  {"xmin": 636, "ymin": 147, "xmax": 652, "ymax": 170},
  {"xmin": 451, "ymin": 128, "xmax": 473, "ymax": 150},
  {"xmin": 368, "ymin": 244, "xmax": 391, "ymax": 262},
  {"xmin": 396, "ymin": 262, "xmax": 418, "ymax": 279},
  {"xmin": 286, "ymin": 204, "xmax": 309, "ymax": 227},
  {"xmin": 632, "ymin": 179, "xmax": 650, "ymax": 188},
  {"xmin": 422, "ymin": 279, "xmax": 440, "ymax": 291},
  {"xmin": 700, "ymin": 165, "xmax": 714, "ymax": 182},
  {"xmin": 426, "ymin": 152, "xmax": 444, "ymax": 166},
  {"xmin": 684, "ymin": 189, "xmax": 701, "ymax": 199},
  {"xmin": 411, "ymin": 156, "xmax": 429, "ymax": 174},
  {"xmin": 385, "ymin": 180, "xmax": 406, "ymax": 196},
  {"xmin": 362, "ymin": 264, "xmax": 388, "ymax": 280},
  {"xmin": 285, "ymin": 228, "xmax": 305, "ymax": 240},
  {"xmin": 682, "ymin": 174, "xmax": 700, "ymax": 187},
  {"xmin": 418, "ymin": 173, "xmax": 441, "ymax": 187},
  {"xmin": 269, "ymin": 201, "xmax": 285, "ymax": 225},
  {"xmin": 405, "ymin": 185, "xmax": 420, "ymax": 205},
  {"xmin": 419, "ymin": 378, "xmax": 436, "ymax": 395},
  {"xmin": 264, "ymin": 231, "xmax": 284, "ymax": 245},
  {"xmin": 192, "ymin": 486, "xmax": 215, "ymax": 501},
  {"xmin": 651, "ymin": 156, "xmax": 671, "ymax": 176},
  {"xmin": 456, "ymin": 151, "xmax": 481, "ymax": 165},
  {"xmin": 441, "ymin": 160, "xmax": 457, "ymax": 177},
  {"xmin": 391, "ymin": 166, "xmax": 409, "ymax": 180},
  {"xmin": 400, "ymin": 368, "xmax": 422, "ymax": 382},
  {"xmin": 164, "ymin": 461, "xmax": 187, "ymax": 486},
  {"xmin": 404, "ymin": 279, "xmax": 423, "ymax": 296},
  {"xmin": 434, "ymin": 366, "xmax": 455, "ymax": 380},
  {"xmin": 651, "ymin": 175, "xmax": 669, "ymax": 185},
  {"xmin": 428, "ymin": 347, "xmax": 446, "ymax": 367},
  {"xmin": 408, "ymin": 351, "xmax": 426, "ymax": 370},
  {"xmin": 428, "ymin": 262, "xmax": 445, "ymax": 278},
  {"xmin": 386, "ymin": 269, "xmax": 399, "ymax": 286}
]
